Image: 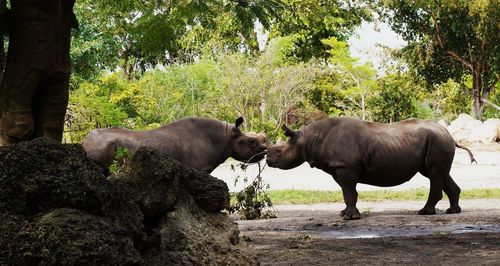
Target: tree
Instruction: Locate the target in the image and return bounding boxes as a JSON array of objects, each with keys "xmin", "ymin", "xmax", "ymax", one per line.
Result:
[
  {"xmin": 0, "ymin": 0, "xmax": 77, "ymax": 144},
  {"xmin": 70, "ymin": 2, "xmax": 121, "ymax": 85},
  {"xmin": 270, "ymin": 0, "xmax": 371, "ymax": 61},
  {"xmin": 369, "ymin": 73, "xmax": 429, "ymax": 123},
  {"xmin": 323, "ymin": 37, "xmax": 376, "ymax": 120},
  {"xmin": 0, "ymin": 0, "xmax": 6, "ymax": 84},
  {"xmin": 80, "ymin": 0, "xmax": 282, "ymax": 77},
  {"xmin": 210, "ymin": 37, "xmax": 320, "ymax": 137},
  {"xmin": 374, "ymin": 0, "xmax": 500, "ymax": 120}
]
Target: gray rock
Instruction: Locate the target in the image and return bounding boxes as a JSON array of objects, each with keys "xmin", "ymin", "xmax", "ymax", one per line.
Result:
[
  {"xmin": 468, "ymin": 120, "xmax": 499, "ymax": 143},
  {"xmin": 0, "ymin": 138, "xmax": 253, "ymax": 265},
  {"xmin": 184, "ymin": 167, "xmax": 230, "ymax": 213},
  {"xmin": 8, "ymin": 208, "xmax": 142, "ymax": 265},
  {"xmin": 437, "ymin": 119, "xmax": 448, "ymax": 128},
  {"xmin": 112, "ymin": 147, "xmax": 180, "ymax": 217},
  {"xmin": 152, "ymin": 194, "xmax": 250, "ymax": 266}
]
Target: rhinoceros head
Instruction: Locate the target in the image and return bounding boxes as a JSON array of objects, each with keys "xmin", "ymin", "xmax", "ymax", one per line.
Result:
[
  {"xmin": 229, "ymin": 117, "xmax": 268, "ymax": 163},
  {"xmin": 266, "ymin": 125, "xmax": 305, "ymax": 169}
]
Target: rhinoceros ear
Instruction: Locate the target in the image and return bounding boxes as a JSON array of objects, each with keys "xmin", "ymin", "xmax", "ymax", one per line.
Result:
[
  {"xmin": 235, "ymin": 117, "xmax": 244, "ymax": 129},
  {"xmin": 282, "ymin": 124, "xmax": 298, "ymax": 138}
]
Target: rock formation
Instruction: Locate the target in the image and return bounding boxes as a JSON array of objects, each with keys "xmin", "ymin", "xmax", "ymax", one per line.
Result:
[
  {"xmin": 443, "ymin": 113, "xmax": 500, "ymax": 143},
  {"xmin": 0, "ymin": 138, "xmax": 254, "ymax": 265}
]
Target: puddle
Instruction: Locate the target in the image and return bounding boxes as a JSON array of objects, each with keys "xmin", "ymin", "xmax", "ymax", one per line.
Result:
[{"xmin": 316, "ymin": 224, "xmax": 500, "ymax": 239}]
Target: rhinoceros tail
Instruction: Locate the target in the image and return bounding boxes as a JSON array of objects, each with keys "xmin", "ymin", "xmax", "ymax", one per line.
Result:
[{"xmin": 455, "ymin": 142, "xmax": 477, "ymax": 164}]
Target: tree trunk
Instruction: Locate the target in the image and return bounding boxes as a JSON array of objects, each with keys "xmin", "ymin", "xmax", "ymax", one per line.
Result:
[
  {"xmin": 0, "ymin": 0, "xmax": 76, "ymax": 145},
  {"xmin": 0, "ymin": 0, "xmax": 6, "ymax": 85},
  {"xmin": 471, "ymin": 68, "xmax": 485, "ymax": 120}
]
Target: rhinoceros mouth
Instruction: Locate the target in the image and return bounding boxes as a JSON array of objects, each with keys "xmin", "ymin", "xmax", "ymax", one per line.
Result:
[
  {"xmin": 245, "ymin": 150, "xmax": 267, "ymax": 163},
  {"xmin": 265, "ymin": 158, "xmax": 275, "ymax": 167}
]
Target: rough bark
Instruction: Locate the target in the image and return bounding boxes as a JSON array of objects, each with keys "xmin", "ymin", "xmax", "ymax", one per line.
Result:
[
  {"xmin": 0, "ymin": 0, "xmax": 6, "ymax": 84},
  {"xmin": 0, "ymin": 0, "xmax": 76, "ymax": 145},
  {"xmin": 472, "ymin": 68, "xmax": 485, "ymax": 120}
]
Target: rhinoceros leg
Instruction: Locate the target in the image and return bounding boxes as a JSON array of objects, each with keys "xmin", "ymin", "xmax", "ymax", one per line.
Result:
[
  {"xmin": 334, "ymin": 169, "xmax": 361, "ymax": 220},
  {"xmin": 443, "ymin": 174, "xmax": 461, "ymax": 214},
  {"xmin": 418, "ymin": 170, "xmax": 446, "ymax": 215}
]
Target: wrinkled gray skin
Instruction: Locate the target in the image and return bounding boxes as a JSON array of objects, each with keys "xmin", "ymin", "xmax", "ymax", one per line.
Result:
[
  {"xmin": 266, "ymin": 117, "xmax": 476, "ymax": 220},
  {"xmin": 82, "ymin": 117, "xmax": 268, "ymax": 173}
]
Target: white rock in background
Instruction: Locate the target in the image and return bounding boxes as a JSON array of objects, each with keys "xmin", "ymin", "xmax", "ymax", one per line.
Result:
[
  {"xmin": 464, "ymin": 119, "xmax": 482, "ymax": 130},
  {"xmin": 451, "ymin": 128, "xmax": 473, "ymax": 142},
  {"xmin": 469, "ymin": 124, "xmax": 491, "ymax": 143},
  {"xmin": 449, "ymin": 113, "xmax": 475, "ymax": 128},
  {"xmin": 437, "ymin": 120, "xmax": 448, "ymax": 128},
  {"xmin": 447, "ymin": 114, "xmax": 500, "ymax": 143},
  {"xmin": 483, "ymin": 118, "xmax": 500, "ymax": 142}
]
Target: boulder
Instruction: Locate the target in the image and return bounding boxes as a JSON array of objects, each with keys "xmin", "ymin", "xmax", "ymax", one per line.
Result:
[
  {"xmin": 484, "ymin": 118, "xmax": 500, "ymax": 141},
  {"xmin": 0, "ymin": 139, "xmax": 254, "ymax": 265},
  {"xmin": 7, "ymin": 208, "xmax": 142, "ymax": 265},
  {"xmin": 437, "ymin": 119, "xmax": 448, "ymax": 128},
  {"xmin": 112, "ymin": 147, "xmax": 180, "ymax": 217},
  {"xmin": 468, "ymin": 120, "xmax": 499, "ymax": 143},
  {"xmin": 149, "ymin": 195, "xmax": 245, "ymax": 265},
  {"xmin": 446, "ymin": 113, "xmax": 490, "ymax": 143},
  {"xmin": 185, "ymin": 168, "xmax": 231, "ymax": 212},
  {"xmin": 449, "ymin": 113, "xmax": 475, "ymax": 128},
  {"xmin": 447, "ymin": 126, "xmax": 472, "ymax": 142},
  {"xmin": 0, "ymin": 139, "xmax": 144, "ymax": 264},
  {"xmin": 113, "ymin": 147, "xmax": 230, "ymax": 215}
]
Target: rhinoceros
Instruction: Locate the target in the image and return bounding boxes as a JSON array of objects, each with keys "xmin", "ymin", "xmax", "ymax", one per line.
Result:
[
  {"xmin": 266, "ymin": 117, "xmax": 476, "ymax": 220},
  {"xmin": 82, "ymin": 117, "xmax": 268, "ymax": 173}
]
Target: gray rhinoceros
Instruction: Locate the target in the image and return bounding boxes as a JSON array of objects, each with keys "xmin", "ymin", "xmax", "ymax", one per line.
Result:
[
  {"xmin": 266, "ymin": 117, "xmax": 476, "ymax": 220},
  {"xmin": 82, "ymin": 117, "xmax": 268, "ymax": 173}
]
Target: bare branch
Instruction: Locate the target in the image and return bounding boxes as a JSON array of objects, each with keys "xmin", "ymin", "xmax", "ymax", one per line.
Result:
[
  {"xmin": 481, "ymin": 98, "xmax": 500, "ymax": 111},
  {"xmin": 345, "ymin": 97, "xmax": 362, "ymax": 108}
]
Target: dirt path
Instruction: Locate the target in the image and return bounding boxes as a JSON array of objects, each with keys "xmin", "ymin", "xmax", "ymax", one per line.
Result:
[{"xmin": 235, "ymin": 199, "xmax": 500, "ymax": 265}]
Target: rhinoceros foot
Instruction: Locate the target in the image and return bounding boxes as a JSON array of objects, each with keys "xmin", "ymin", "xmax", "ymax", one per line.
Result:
[
  {"xmin": 445, "ymin": 206, "xmax": 461, "ymax": 214},
  {"xmin": 341, "ymin": 207, "xmax": 360, "ymax": 220},
  {"xmin": 418, "ymin": 208, "xmax": 436, "ymax": 215}
]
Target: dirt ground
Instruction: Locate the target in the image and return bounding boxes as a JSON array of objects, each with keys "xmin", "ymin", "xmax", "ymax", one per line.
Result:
[{"xmin": 235, "ymin": 199, "xmax": 500, "ymax": 265}]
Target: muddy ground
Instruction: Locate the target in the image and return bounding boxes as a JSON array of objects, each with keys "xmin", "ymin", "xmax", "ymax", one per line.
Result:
[{"xmin": 235, "ymin": 199, "xmax": 500, "ymax": 265}]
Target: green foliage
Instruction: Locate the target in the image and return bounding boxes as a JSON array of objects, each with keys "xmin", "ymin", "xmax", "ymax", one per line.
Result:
[
  {"xmin": 209, "ymin": 43, "xmax": 321, "ymax": 137},
  {"xmin": 109, "ymin": 147, "xmax": 130, "ymax": 174},
  {"xmin": 430, "ymin": 76, "xmax": 499, "ymax": 120},
  {"xmin": 228, "ymin": 163, "xmax": 276, "ymax": 220},
  {"xmin": 270, "ymin": 0, "xmax": 371, "ymax": 60},
  {"xmin": 76, "ymin": 0, "xmax": 282, "ymax": 76},
  {"xmin": 70, "ymin": 2, "xmax": 121, "ymax": 85},
  {"xmin": 369, "ymin": 73, "xmax": 430, "ymax": 123},
  {"xmin": 64, "ymin": 82, "xmax": 128, "ymax": 143},
  {"xmin": 374, "ymin": 0, "xmax": 500, "ymax": 119},
  {"xmin": 322, "ymin": 37, "xmax": 377, "ymax": 120},
  {"xmin": 431, "ymin": 78, "xmax": 472, "ymax": 120},
  {"xmin": 484, "ymin": 84, "xmax": 500, "ymax": 119},
  {"xmin": 307, "ymin": 71, "xmax": 345, "ymax": 116},
  {"xmin": 71, "ymin": 0, "xmax": 372, "ymax": 77},
  {"xmin": 132, "ymin": 62, "xmax": 218, "ymax": 126},
  {"xmin": 66, "ymin": 34, "xmax": 493, "ymax": 143},
  {"xmin": 65, "ymin": 38, "xmax": 321, "ymax": 141}
]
